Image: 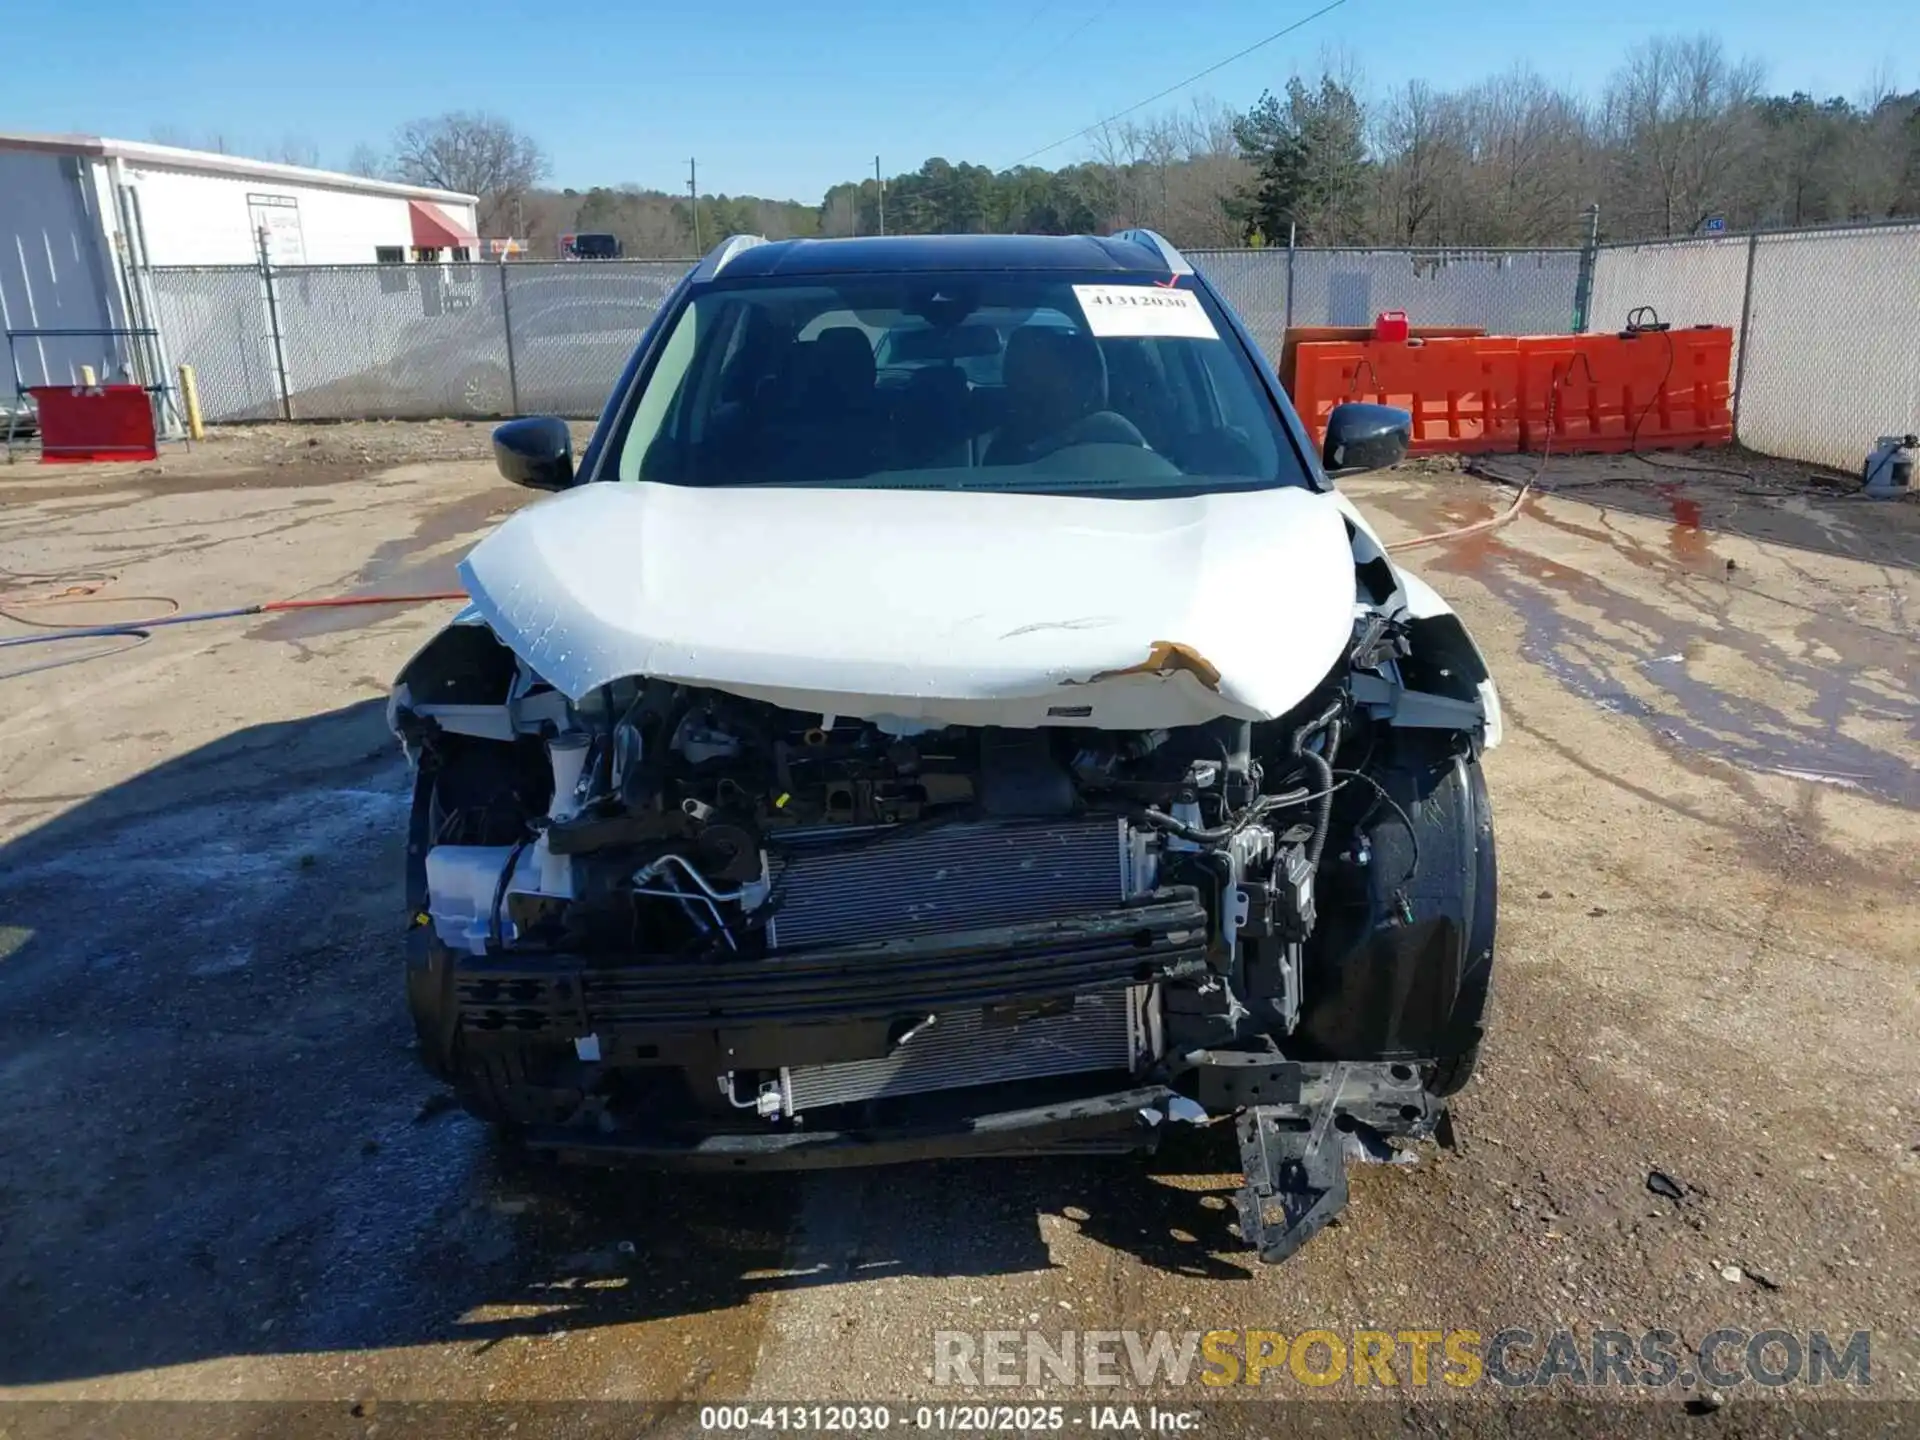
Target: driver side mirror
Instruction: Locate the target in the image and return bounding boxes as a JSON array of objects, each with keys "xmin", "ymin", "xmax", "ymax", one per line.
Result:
[
  {"xmin": 1322, "ymin": 403, "xmax": 1412, "ymax": 478},
  {"xmin": 493, "ymin": 416, "xmax": 574, "ymax": 491}
]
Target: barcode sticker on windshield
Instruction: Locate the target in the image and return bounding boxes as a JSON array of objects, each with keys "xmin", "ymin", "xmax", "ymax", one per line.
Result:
[{"xmin": 1072, "ymin": 284, "xmax": 1219, "ymax": 340}]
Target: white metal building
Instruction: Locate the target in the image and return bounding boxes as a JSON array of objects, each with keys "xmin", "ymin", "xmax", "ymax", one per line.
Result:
[{"xmin": 0, "ymin": 131, "xmax": 478, "ymax": 391}]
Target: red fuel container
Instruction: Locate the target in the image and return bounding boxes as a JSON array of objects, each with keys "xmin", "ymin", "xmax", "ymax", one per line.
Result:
[{"xmin": 1373, "ymin": 310, "xmax": 1410, "ymax": 343}]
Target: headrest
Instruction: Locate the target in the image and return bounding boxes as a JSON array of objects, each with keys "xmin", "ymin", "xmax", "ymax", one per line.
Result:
[
  {"xmin": 1001, "ymin": 325, "xmax": 1105, "ymax": 418},
  {"xmin": 806, "ymin": 327, "xmax": 877, "ymax": 400}
]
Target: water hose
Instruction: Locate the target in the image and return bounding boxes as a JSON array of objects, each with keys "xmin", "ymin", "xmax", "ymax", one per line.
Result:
[{"xmin": 0, "ymin": 590, "xmax": 466, "ymax": 650}]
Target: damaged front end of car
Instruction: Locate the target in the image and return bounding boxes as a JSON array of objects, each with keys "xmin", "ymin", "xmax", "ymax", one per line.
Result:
[{"xmin": 389, "ymin": 483, "xmax": 1498, "ymax": 1264}]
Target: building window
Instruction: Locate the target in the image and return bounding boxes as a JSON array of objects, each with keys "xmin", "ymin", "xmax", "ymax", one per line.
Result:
[
  {"xmin": 377, "ymin": 247, "xmax": 411, "ymax": 294},
  {"xmin": 451, "ymin": 246, "xmax": 472, "ymax": 263},
  {"xmin": 411, "ymin": 247, "xmax": 441, "ymax": 263}
]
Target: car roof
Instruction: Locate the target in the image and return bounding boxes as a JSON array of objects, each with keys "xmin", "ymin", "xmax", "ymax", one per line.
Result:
[{"xmin": 709, "ymin": 233, "xmax": 1178, "ymax": 280}]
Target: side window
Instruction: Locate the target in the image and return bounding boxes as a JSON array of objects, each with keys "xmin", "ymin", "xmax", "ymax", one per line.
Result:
[
  {"xmin": 374, "ymin": 246, "xmax": 405, "ymax": 263},
  {"xmin": 620, "ymin": 299, "xmax": 747, "ymax": 482},
  {"xmin": 620, "ymin": 303, "xmax": 704, "ymax": 482}
]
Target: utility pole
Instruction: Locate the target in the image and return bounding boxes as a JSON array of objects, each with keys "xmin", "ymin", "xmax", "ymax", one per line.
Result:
[
  {"xmin": 689, "ymin": 158, "xmax": 702, "ymax": 252},
  {"xmin": 876, "ymin": 156, "xmax": 885, "ymax": 237}
]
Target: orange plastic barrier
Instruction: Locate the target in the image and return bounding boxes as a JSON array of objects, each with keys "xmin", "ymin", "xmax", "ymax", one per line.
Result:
[
  {"xmin": 1516, "ymin": 327, "xmax": 1732, "ymax": 453},
  {"xmin": 1289, "ymin": 337, "xmax": 1522, "ymax": 456},
  {"xmin": 1277, "ymin": 324, "xmax": 1485, "ymax": 399}
]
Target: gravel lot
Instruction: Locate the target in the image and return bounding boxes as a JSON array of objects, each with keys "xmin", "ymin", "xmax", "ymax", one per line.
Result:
[{"xmin": 0, "ymin": 425, "xmax": 1914, "ymax": 1436}]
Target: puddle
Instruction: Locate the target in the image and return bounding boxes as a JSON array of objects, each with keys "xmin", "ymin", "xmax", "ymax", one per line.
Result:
[
  {"xmin": 0, "ymin": 460, "xmax": 391, "ymax": 507},
  {"xmin": 248, "ymin": 485, "xmax": 525, "ymax": 641},
  {"xmin": 1661, "ymin": 485, "xmax": 1715, "ymax": 566},
  {"xmin": 1357, "ymin": 481, "xmax": 1919, "ymax": 809}
]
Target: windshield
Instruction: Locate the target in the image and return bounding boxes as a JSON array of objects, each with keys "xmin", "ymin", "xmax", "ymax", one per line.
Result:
[{"xmin": 613, "ymin": 272, "xmax": 1306, "ymax": 496}]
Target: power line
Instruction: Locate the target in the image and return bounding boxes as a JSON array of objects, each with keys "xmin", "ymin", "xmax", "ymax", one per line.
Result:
[
  {"xmin": 945, "ymin": 0, "xmax": 1127, "ymax": 138},
  {"xmin": 1005, "ymin": 0, "xmax": 1351, "ymax": 166},
  {"xmin": 915, "ymin": 0, "xmax": 1063, "ymax": 133}
]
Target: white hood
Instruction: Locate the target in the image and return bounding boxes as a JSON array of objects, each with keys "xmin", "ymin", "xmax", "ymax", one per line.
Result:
[{"xmin": 458, "ymin": 480, "xmax": 1358, "ymax": 731}]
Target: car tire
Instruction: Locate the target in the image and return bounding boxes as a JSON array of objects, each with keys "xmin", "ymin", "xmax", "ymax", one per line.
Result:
[
  {"xmin": 1425, "ymin": 750, "xmax": 1496, "ymax": 1097},
  {"xmin": 1423, "ymin": 1042, "xmax": 1482, "ymax": 1098},
  {"xmin": 457, "ymin": 1042, "xmax": 588, "ymax": 1132}
]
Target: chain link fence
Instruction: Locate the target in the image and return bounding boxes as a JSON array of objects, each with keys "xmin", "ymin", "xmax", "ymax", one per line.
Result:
[
  {"xmin": 150, "ymin": 259, "xmax": 690, "ymax": 423},
  {"xmin": 1587, "ymin": 220, "xmax": 1920, "ymax": 471},
  {"xmin": 1188, "ymin": 247, "xmax": 1587, "ymax": 354},
  {"xmin": 148, "ymin": 267, "xmax": 284, "ymax": 421},
  {"xmin": 144, "ymin": 232, "xmax": 1917, "ymax": 473},
  {"xmin": 272, "ymin": 263, "xmax": 511, "ymax": 421},
  {"xmin": 1734, "ymin": 223, "xmax": 1920, "ymax": 470},
  {"xmin": 152, "ymin": 249, "xmax": 1588, "ymax": 427},
  {"xmin": 1289, "ymin": 248, "xmax": 1584, "ymax": 334}
]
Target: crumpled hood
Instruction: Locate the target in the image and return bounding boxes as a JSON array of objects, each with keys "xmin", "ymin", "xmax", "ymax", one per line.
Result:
[{"xmin": 459, "ymin": 480, "xmax": 1358, "ymax": 730}]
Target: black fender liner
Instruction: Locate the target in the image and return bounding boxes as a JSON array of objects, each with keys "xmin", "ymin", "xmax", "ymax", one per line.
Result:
[{"xmin": 1292, "ymin": 735, "xmax": 1495, "ymax": 1064}]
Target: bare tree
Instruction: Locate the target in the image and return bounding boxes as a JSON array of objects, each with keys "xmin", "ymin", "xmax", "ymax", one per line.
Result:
[
  {"xmin": 1372, "ymin": 81, "xmax": 1460, "ymax": 242},
  {"xmin": 1456, "ymin": 68, "xmax": 1597, "ymax": 244},
  {"xmin": 1602, "ymin": 36, "xmax": 1763, "ymax": 236},
  {"xmin": 1159, "ymin": 100, "xmax": 1252, "ymax": 246},
  {"xmin": 1085, "ymin": 122, "xmax": 1148, "ymax": 231},
  {"xmin": 344, "ymin": 143, "xmax": 387, "ymax": 180},
  {"xmin": 150, "ymin": 126, "xmax": 238, "ymax": 155},
  {"xmin": 391, "ymin": 112, "xmax": 550, "ymax": 234},
  {"xmin": 270, "ymin": 135, "xmax": 321, "ymax": 169}
]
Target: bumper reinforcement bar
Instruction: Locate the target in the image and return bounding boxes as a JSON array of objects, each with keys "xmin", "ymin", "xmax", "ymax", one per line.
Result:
[{"xmin": 457, "ymin": 892, "xmax": 1208, "ymax": 1036}]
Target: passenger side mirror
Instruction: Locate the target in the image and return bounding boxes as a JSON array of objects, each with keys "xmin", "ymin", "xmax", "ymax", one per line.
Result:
[
  {"xmin": 493, "ymin": 416, "xmax": 575, "ymax": 491},
  {"xmin": 1322, "ymin": 403, "xmax": 1412, "ymax": 478}
]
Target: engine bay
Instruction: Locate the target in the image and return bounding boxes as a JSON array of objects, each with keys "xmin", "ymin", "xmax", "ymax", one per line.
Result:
[
  {"xmin": 417, "ymin": 676, "xmax": 1331, "ymax": 966},
  {"xmin": 391, "ymin": 577, "xmax": 1497, "ymax": 1261}
]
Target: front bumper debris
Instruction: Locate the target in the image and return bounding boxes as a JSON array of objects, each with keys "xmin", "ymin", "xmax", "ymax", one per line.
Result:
[
  {"xmin": 525, "ymin": 1085, "xmax": 1179, "ymax": 1170},
  {"xmin": 1220, "ymin": 1059, "xmax": 1441, "ymax": 1263}
]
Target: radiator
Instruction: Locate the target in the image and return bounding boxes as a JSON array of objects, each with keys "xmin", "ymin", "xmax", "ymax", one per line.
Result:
[
  {"xmin": 765, "ymin": 817, "xmax": 1129, "ymax": 951},
  {"xmin": 783, "ymin": 986, "xmax": 1146, "ymax": 1113}
]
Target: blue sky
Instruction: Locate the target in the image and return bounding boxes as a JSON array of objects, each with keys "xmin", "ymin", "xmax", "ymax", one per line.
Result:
[{"xmin": 8, "ymin": 0, "xmax": 1911, "ymax": 203}]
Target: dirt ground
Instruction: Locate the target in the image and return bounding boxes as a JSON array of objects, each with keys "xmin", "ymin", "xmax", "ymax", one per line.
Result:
[{"xmin": 0, "ymin": 424, "xmax": 1914, "ymax": 1436}]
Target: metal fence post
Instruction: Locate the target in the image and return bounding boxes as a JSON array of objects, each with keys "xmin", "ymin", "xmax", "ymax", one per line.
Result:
[
  {"xmin": 257, "ymin": 228, "xmax": 292, "ymax": 420},
  {"xmin": 1729, "ymin": 229, "xmax": 1761, "ymax": 443},
  {"xmin": 498, "ymin": 262, "xmax": 521, "ymax": 416},
  {"xmin": 1283, "ymin": 222, "xmax": 1297, "ymax": 334},
  {"xmin": 1571, "ymin": 203, "xmax": 1600, "ymax": 333}
]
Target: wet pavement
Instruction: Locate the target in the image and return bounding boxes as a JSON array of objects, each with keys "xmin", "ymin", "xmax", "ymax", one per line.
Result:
[
  {"xmin": 0, "ymin": 430, "xmax": 1914, "ymax": 1428},
  {"xmin": 1368, "ymin": 457, "xmax": 1919, "ymax": 808}
]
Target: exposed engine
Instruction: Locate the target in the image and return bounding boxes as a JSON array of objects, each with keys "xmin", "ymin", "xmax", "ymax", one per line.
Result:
[{"xmin": 413, "ymin": 672, "xmax": 1362, "ymax": 1124}]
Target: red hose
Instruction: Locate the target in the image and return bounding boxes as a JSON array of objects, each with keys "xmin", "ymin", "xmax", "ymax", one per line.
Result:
[
  {"xmin": 0, "ymin": 589, "xmax": 467, "ymax": 651},
  {"xmin": 259, "ymin": 591, "xmax": 467, "ymax": 612}
]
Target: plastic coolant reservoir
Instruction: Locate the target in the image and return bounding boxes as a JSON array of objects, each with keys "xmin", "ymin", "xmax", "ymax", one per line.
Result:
[{"xmin": 426, "ymin": 844, "xmax": 571, "ymax": 955}]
